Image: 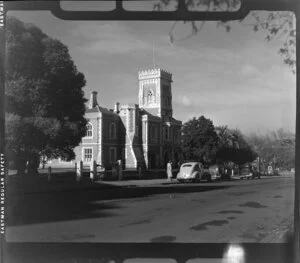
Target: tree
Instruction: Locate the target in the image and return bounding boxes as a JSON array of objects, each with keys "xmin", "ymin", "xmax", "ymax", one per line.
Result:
[
  {"xmin": 215, "ymin": 126, "xmax": 257, "ymax": 167},
  {"xmin": 247, "ymin": 129, "xmax": 295, "ymax": 169},
  {"xmin": 230, "ymin": 129, "xmax": 257, "ymax": 165},
  {"xmin": 182, "ymin": 116, "xmax": 219, "ymax": 164},
  {"xmin": 5, "ymin": 17, "xmax": 87, "ymax": 175},
  {"xmin": 154, "ymin": 0, "xmax": 296, "ymax": 73},
  {"xmin": 215, "ymin": 126, "xmax": 236, "ymax": 165}
]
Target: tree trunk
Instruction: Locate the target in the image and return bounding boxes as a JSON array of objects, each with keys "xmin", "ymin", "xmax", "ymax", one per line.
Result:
[
  {"xmin": 27, "ymin": 153, "xmax": 40, "ymax": 176},
  {"xmin": 15, "ymin": 151, "xmax": 27, "ymax": 176}
]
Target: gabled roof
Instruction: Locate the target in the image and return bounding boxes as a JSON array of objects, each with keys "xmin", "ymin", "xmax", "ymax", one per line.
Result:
[
  {"xmin": 139, "ymin": 109, "xmax": 161, "ymax": 121},
  {"xmin": 86, "ymin": 105, "xmax": 119, "ymax": 117},
  {"xmin": 170, "ymin": 117, "xmax": 182, "ymax": 124}
]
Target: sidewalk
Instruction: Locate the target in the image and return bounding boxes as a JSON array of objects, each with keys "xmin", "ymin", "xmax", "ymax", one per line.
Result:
[
  {"xmin": 7, "ymin": 174, "xmax": 175, "ymax": 195},
  {"xmin": 101, "ymin": 178, "xmax": 176, "ymax": 187}
]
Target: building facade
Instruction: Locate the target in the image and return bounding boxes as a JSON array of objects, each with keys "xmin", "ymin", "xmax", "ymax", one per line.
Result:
[{"xmin": 74, "ymin": 68, "xmax": 182, "ymax": 169}]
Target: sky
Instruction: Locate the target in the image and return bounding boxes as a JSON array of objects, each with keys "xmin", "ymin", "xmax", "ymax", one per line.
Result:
[{"xmin": 8, "ymin": 1, "xmax": 296, "ymax": 135}]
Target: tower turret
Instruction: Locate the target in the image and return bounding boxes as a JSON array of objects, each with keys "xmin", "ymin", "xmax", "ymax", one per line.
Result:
[{"xmin": 138, "ymin": 68, "xmax": 173, "ymax": 118}]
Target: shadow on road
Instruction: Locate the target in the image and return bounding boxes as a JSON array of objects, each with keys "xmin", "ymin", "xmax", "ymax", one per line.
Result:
[{"xmin": 7, "ymin": 180, "xmax": 231, "ymax": 226}]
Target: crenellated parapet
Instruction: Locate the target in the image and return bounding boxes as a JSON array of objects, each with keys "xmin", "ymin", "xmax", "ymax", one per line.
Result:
[
  {"xmin": 120, "ymin": 103, "xmax": 139, "ymax": 110},
  {"xmin": 138, "ymin": 68, "xmax": 172, "ymax": 81}
]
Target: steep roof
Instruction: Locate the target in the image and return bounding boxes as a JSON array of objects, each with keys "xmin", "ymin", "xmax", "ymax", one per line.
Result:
[
  {"xmin": 139, "ymin": 109, "xmax": 161, "ymax": 121},
  {"xmin": 86, "ymin": 105, "xmax": 119, "ymax": 117}
]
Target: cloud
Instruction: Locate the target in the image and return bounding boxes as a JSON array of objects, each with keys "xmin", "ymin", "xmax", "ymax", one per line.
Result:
[
  {"xmin": 72, "ymin": 23, "xmax": 151, "ymax": 55},
  {"xmin": 240, "ymin": 63, "xmax": 262, "ymax": 77},
  {"xmin": 174, "ymin": 95, "xmax": 192, "ymax": 107}
]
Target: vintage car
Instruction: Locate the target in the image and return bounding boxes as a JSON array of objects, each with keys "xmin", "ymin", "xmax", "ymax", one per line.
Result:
[
  {"xmin": 239, "ymin": 165, "xmax": 261, "ymax": 179},
  {"xmin": 239, "ymin": 165, "xmax": 253, "ymax": 180},
  {"xmin": 208, "ymin": 165, "xmax": 222, "ymax": 181},
  {"xmin": 267, "ymin": 165, "xmax": 274, "ymax": 175},
  {"xmin": 177, "ymin": 162, "xmax": 211, "ymax": 183}
]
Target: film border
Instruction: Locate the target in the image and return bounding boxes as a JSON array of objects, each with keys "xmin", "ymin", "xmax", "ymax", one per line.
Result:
[{"xmin": 0, "ymin": 1, "xmax": 299, "ymax": 262}]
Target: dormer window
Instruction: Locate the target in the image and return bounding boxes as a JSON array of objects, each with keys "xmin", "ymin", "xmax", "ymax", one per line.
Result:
[
  {"xmin": 109, "ymin": 123, "xmax": 116, "ymax": 139},
  {"xmin": 85, "ymin": 123, "xmax": 93, "ymax": 138}
]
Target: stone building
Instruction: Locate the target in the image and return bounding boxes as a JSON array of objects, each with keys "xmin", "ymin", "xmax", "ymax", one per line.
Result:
[{"xmin": 74, "ymin": 68, "xmax": 182, "ymax": 169}]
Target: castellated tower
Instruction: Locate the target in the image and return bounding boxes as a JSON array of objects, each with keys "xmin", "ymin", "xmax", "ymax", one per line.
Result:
[{"xmin": 138, "ymin": 68, "xmax": 173, "ymax": 119}]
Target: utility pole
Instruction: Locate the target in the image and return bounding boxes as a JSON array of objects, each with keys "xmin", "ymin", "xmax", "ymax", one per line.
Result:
[
  {"xmin": 294, "ymin": 2, "xmax": 300, "ymax": 262},
  {"xmin": 152, "ymin": 41, "xmax": 156, "ymax": 68}
]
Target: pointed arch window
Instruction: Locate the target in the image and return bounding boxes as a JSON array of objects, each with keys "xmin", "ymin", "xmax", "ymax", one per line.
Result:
[
  {"xmin": 147, "ymin": 89, "xmax": 155, "ymax": 104},
  {"xmin": 85, "ymin": 122, "xmax": 93, "ymax": 138}
]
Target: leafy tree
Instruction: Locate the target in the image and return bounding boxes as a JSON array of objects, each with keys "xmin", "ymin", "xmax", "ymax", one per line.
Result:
[
  {"xmin": 5, "ymin": 17, "xmax": 87, "ymax": 175},
  {"xmin": 154, "ymin": 0, "xmax": 295, "ymax": 73},
  {"xmin": 182, "ymin": 116, "xmax": 219, "ymax": 164},
  {"xmin": 215, "ymin": 126, "xmax": 236, "ymax": 165},
  {"xmin": 246, "ymin": 129, "xmax": 295, "ymax": 169},
  {"xmin": 215, "ymin": 126, "xmax": 257, "ymax": 166},
  {"xmin": 230, "ymin": 129, "xmax": 257, "ymax": 165}
]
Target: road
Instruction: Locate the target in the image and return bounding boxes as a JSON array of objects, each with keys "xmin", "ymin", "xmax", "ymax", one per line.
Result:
[{"xmin": 6, "ymin": 175, "xmax": 294, "ymax": 243}]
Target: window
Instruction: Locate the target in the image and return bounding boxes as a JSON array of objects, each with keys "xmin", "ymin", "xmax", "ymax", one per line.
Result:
[
  {"xmin": 85, "ymin": 123, "xmax": 93, "ymax": 137},
  {"xmin": 83, "ymin": 148, "xmax": 93, "ymax": 163},
  {"xmin": 150, "ymin": 125, "xmax": 158, "ymax": 142},
  {"xmin": 109, "ymin": 147, "xmax": 116, "ymax": 164},
  {"xmin": 109, "ymin": 123, "xmax": 116, "ymax": 139},
  {"xmin": 164, "ymin": 126, "xmax": 169, "ymax": 140},
  {"xmin": 147, "ymin": 90, "xmax": 154, "ymax": 104}
]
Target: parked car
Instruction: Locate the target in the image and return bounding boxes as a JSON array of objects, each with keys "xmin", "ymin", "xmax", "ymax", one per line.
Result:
[
  {"xmin": 266, "ymin": 166, "xmax": 280, "ymax": 176},
  {"xmin": 274, "ymin": 168, "xmax": 280, "ymax": 176},
  {"xmin": 220, "ymin": 167, "xmax": 232, "ymax": 181},
  {"xmin": 251, "ymin": 166, "xmax": 261, "ymax": 179},
  {"xmin": 267, "ymin": 165, "xmax": 273, "ymax": 175},
  {"xmin": 239, "ymin": 165, "xmax": 253, "ymax": 180},
  {"xmin": 239, "ymin": 165, "xmax": 261, "ymax": 180},
  {"xmin": 177, "ymin": 162, "xmax": 210, "ymax": 183},
  {"xmin": 208, "ymin": 165, "xmax": 221, "ymax": 181}
]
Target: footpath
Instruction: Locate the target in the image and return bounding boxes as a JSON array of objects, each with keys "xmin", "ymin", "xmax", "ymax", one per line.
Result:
[
  {"xmin": 7, "ymin": 171, "xmax": 291, "ymax": 195},
  {"xmin": 6, "ymin": 174, "xmax": 175, "ymax": 195}
]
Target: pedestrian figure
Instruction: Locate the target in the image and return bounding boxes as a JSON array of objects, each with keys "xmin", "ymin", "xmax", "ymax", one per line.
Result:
[
  {"xmin": 47, "ymin": 166, "xmax": 52, "ymax": 182},
  {"xmin": 112, "ymin": 163, "xmax": 117, "ymax": 179},
  {"xmin": 138, "ymin": 166, "xmax": 142, "ymax": 180},
  {"xmin": 167, "ymin": 160, "xmax": 173, "ymax": 182},
  {"xmin": 42, "ymin": 158, "xmax": 47, "ymax": 169},
  {"xmin": 117, "ymin": 160, "xmax": 123, "ymax": 181}
]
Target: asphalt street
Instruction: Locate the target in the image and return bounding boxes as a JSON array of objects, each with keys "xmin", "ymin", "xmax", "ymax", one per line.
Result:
[{"xmin": 6, "ymin": 175, "xmax": 294, "ymax": 243}]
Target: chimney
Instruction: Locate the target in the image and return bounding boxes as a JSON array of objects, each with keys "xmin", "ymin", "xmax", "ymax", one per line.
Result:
[
  {"xmin": 89, "ymin": 91, "xmax": 98, "ymax": 109},
  {"xmin": 114, "ymin": 102, "xmax": 120, "ymax": 113}
]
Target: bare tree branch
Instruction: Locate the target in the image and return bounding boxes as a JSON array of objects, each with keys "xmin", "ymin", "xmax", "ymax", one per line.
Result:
[{"xmin": 155, "ymin": 0, "xmax": 296, "ymax": 74}]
